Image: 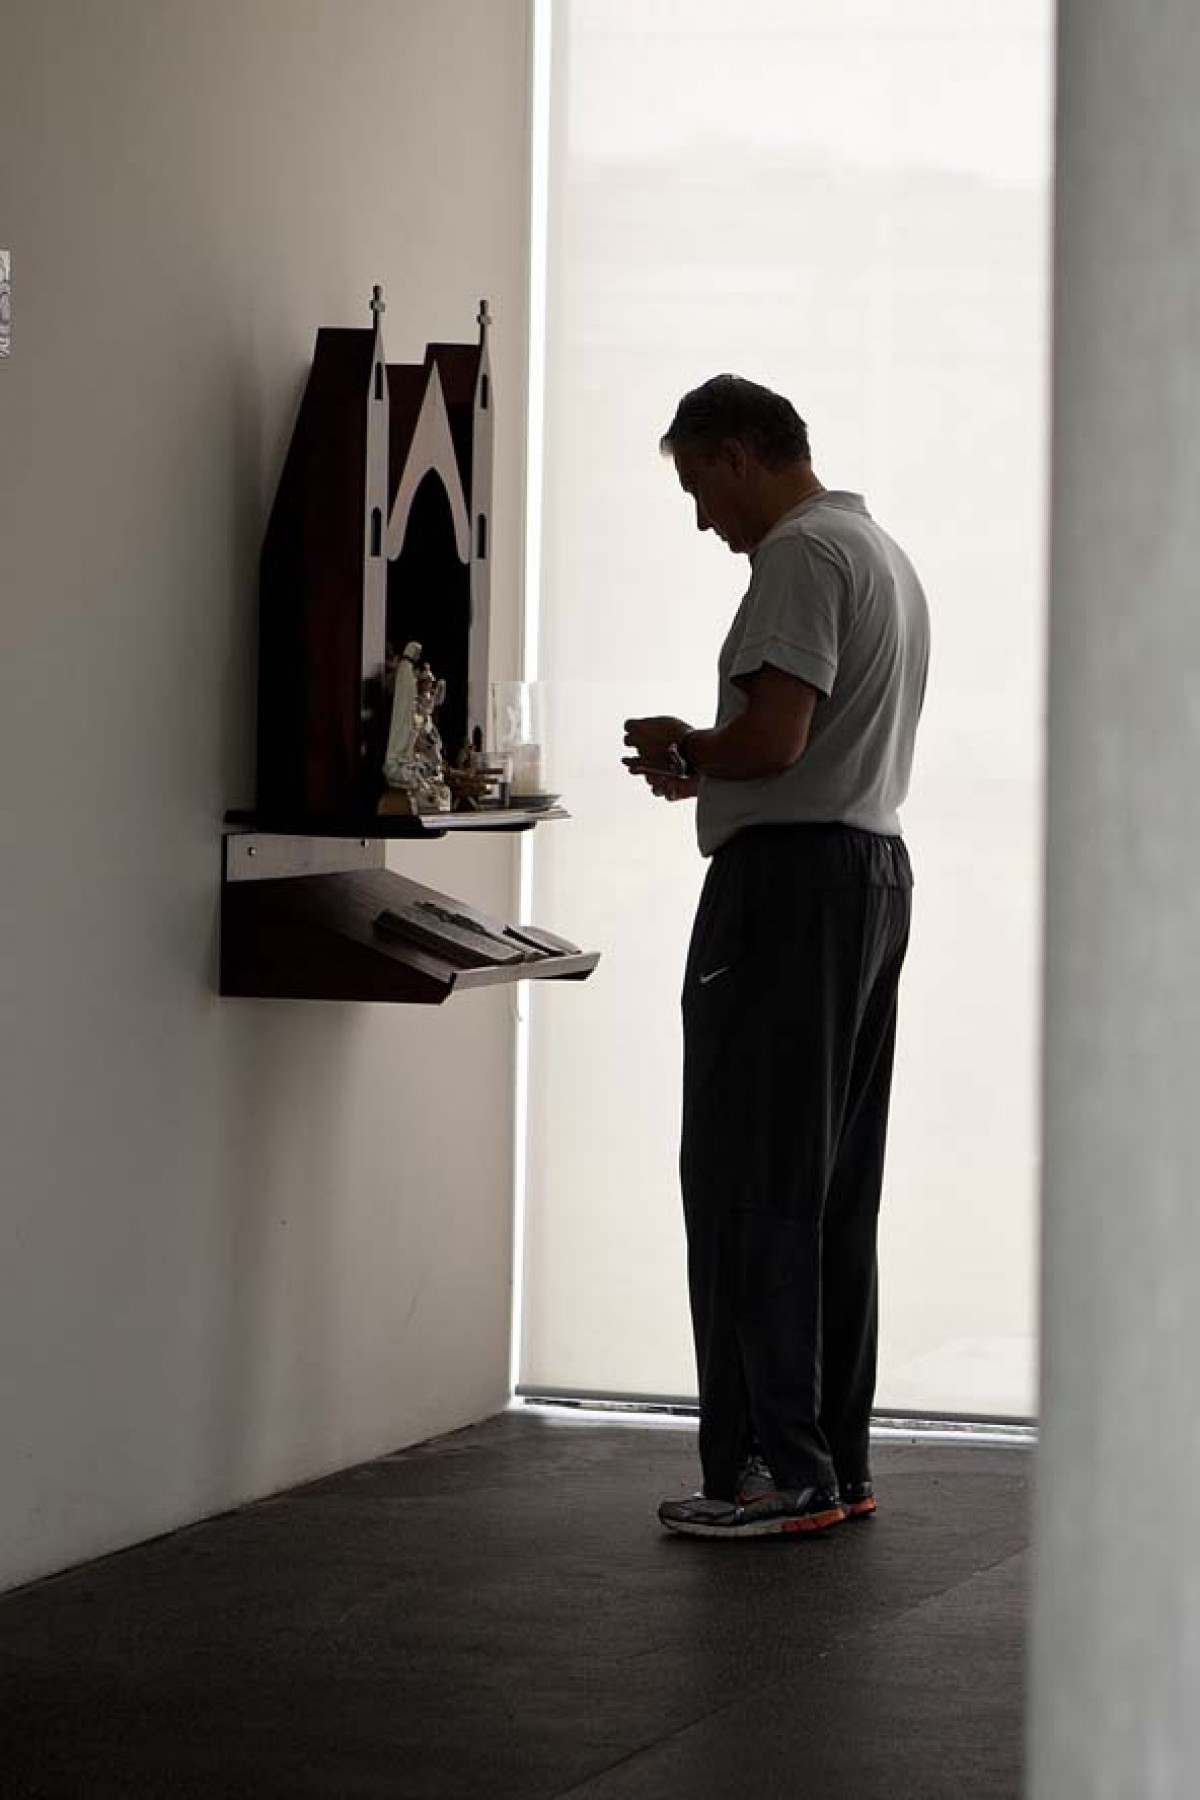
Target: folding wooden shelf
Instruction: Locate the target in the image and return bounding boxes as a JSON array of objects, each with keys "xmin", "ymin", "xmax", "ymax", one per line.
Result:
[{"xmin": 220, "ymin": 824, "xmax": 599, "ymax": 1005}]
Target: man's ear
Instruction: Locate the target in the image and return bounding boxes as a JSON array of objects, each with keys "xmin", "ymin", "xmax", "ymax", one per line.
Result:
[{"xmin": 721, "ymin": 437, "xmax": 749, "ymax": 479}]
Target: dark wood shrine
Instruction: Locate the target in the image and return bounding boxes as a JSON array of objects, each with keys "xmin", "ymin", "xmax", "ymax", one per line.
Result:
[
  {"xmin": 255, "ymin": 287, "xmax": 493, "ymax": 822},
  {"xmin": 221, "ymin": 288, "xmax": 598, "ymax": 1004}
]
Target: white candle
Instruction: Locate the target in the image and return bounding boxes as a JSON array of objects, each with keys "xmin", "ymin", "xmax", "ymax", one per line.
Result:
[{"xmin": 511, "ymin": 743, "xmax": 544, "ymax": 795}]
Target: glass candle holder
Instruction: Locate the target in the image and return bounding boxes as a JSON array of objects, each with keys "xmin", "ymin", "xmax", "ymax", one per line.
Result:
[
  {"xmin": 490, "ymin": 680, "xmax": 550, "ymax": 796},
  {"xmin": 466, "ymin": 749, "xmax": 512, "ymax": 809}
]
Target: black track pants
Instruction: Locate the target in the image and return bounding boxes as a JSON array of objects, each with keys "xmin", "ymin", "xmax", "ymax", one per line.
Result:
[{"xmin": 680, "ymin": 823, "xmax": 912, "ymax": 1502}]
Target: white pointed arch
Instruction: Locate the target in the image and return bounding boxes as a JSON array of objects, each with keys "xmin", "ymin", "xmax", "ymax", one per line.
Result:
[{"xmin": 387, "ymin": 365, "xmax": 471, "ymax": 564}]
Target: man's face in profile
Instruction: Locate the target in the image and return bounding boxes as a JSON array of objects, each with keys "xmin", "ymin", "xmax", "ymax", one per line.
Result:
[{"xmin": 671, "ymin": 440, "xmax": 761, "ymax": 555}]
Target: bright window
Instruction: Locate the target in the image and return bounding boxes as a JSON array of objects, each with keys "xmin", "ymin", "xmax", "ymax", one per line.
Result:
[{"xmin": 520, "ymin": 0, "xmax": 1053, "ymax": 1419}]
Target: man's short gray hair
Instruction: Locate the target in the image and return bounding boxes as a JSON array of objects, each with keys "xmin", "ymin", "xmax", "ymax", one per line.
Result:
[{"xmin": 660, "ymin": 374, "xmax": 811, "ymax": 470}]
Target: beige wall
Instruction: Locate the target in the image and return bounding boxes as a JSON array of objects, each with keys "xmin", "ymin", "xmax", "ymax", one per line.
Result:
[
  {"xmin": 0, "ymin": 0, "xmax": 530, "ymax": 1592},
  {"xmin": 1031, "ymin": 1, "xmax": 1200, "ymax": 1789}
]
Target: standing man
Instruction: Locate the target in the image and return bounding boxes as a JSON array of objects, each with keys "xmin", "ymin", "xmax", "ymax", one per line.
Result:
[{"xmin": 624, "ymin": 374, "xmax": 929, "ymax": 1540}]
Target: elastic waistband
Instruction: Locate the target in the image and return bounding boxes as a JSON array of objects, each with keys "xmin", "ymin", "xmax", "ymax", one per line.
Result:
[
  {"xmin": 718, "ymin": 821, "xmax": 904, "ymax": 848},
  {"xmin": 715, "ymin": 821, "xmax": 913, "ymax": 888}
]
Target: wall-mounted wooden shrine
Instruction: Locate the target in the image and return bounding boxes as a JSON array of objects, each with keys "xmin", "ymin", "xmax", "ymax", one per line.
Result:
[
  {"xmin": 221, "ymin": 288, "xmax": 598, "ymax": 1003},
  {"xmin": 253, "ymin": 286, "xmax": 494, "ymax": 824}
]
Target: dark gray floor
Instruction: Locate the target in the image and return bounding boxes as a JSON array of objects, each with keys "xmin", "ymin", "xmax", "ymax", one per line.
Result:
[{"xmin": 0, "ymin": 1410, "xmax": 1031, "ymax": 1799}]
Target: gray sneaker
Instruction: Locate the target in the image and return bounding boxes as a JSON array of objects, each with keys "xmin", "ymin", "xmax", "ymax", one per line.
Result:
[
  {"xmin": 840, "ymin": 1478, "xmax": 877, "ymax": 1520},
  {"xmin": 735, "ymin": 1454, "xmax": 775, "ymax": 1501},
  {"xmin": 658, "ymin": 1458, "xmax": 846, "ymax": 1540}
]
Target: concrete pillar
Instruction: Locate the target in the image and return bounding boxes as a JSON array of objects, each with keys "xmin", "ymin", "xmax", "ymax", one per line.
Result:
[{"xmin": 1031, "ymin": 2, "xmax": 1200, "ymax": 1794}]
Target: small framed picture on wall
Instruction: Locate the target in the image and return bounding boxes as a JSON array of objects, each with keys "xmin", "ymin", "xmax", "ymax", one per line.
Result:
[{"xmin": 0, "ymin": 251, "xmax": 10, "ymax": 357}]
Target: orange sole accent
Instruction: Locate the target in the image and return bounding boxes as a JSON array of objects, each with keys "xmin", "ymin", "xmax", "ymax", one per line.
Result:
[
  {"xmin": 846, "ymin": 1497, "xmax": 877, "ymax": 1519},
  {"xmin": 780, "ymin": 1506, "xmax": 847, "ymax": 1533}
]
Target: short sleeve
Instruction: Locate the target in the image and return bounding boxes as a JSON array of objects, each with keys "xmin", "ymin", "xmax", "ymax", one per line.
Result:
[{"xmin": 728, "ymin": 534, "xmax": 843, "ymax": 696}]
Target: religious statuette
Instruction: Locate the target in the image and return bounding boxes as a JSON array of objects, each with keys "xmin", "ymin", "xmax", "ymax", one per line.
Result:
[{"xmin": 380, "ymin": 640, "xmax": 453, "ymax": 815}]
